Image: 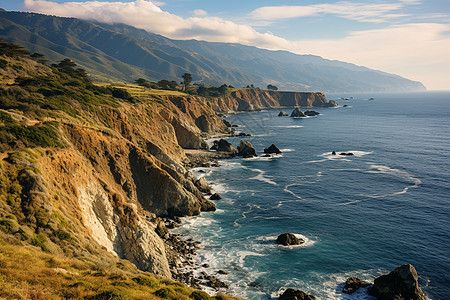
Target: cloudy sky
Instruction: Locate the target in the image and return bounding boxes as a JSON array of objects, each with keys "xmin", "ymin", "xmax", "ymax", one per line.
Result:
[{"xmin": 2, "ymin": 0, "xmax": 449, "ymax": 90}]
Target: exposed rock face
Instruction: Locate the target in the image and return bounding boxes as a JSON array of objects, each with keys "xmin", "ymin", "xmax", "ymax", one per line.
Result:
[
  {"xmin": 278, "ymin": 111, "xmax": 289, "ymax": 116},
  {"xmin": 194, "ymin": 176, "xmax": 211, "ymax": 194},
  {"xmin": 237, "ymin": 140, "xmax": 257, "ymax": 158},
  {"xmin": 290, "ymin": 108, "xmax": 306, "ymax": 118},
  {"xmin": 276, "ymin": 233, "xmax": 304, "ymax": 246},
  {"xmin": 211, "ymin": 139, "xmax": 238, "ymax": 154},
  {"xmin": 280, "ymin": 288, "xmax": 316, "ymax": 300},
  {"xmin": 369, "ymin": 264, "xmax": 427, "ymax": 300},
  {"xmin": 210, "ymin": 193, "xmax": 222, "ymax": 200},
  {"xmin": 304, "ymin": 110, "xmax": 320, "ymax": 116},
  {"xmin": 342, "ymin": 277, "xmax": 370, "ymax": 294},
  {"xmin": 264, "ymin": 144, "xmax": 282, "ymax": 154},
  {"xmin": 211, "ymin": 89, "xmax": 337, "ymax": 112}
]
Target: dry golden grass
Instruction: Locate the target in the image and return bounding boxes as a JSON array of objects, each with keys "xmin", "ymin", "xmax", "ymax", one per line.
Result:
[{"xmin": 0, "ymin": 234, "xmax": 213, "ymax": 300}]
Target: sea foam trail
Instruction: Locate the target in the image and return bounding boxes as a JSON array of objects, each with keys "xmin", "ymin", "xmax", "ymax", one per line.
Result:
[
  {"xmin": 363, "ymin": 164, "xmax": 421, "ymax": 198},
  {"xmin": 249, "ymin": 168, "xmax": 277, "ymax": 185}
]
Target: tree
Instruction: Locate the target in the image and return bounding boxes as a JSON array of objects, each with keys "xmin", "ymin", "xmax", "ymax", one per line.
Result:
[
  {"xmin": 182, "ymin": 73, "xmax": 192, "ymax": 91},
  {"xmin": 135, "ymin": 78, "xmax": 151, "ymax": 88},
  {"xmin": 267, "ymin": 84, "xmax": 278, "ymax": 91}
]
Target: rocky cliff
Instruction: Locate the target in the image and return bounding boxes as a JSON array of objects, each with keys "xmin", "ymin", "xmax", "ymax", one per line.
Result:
[
  {"xmin": 211, "ymin": 88, "xmax": 337, "ymax": 112},
  {"xmin": 0, "ymin": 45, "xmax": 244, "ymax": 298}
]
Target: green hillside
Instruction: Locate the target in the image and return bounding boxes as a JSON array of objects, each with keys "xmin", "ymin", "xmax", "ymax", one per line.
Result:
[{"xmin": 0, "ymin": 10, "xmax": 425, "ymax": 92}]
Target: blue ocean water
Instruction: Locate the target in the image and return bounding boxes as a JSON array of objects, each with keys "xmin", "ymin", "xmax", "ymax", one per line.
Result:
[{"xmin": 173, "ymin": 92, "xmax": 450, "ymax": 299}]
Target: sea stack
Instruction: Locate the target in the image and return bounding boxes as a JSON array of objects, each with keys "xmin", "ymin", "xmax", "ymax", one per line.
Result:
[{"xmin": 290, "ymin": 108, "xmax": 306, "ymax": 118}]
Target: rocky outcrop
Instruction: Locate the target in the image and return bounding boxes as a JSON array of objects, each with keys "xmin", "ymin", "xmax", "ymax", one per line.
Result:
[
  {"xmin": 342, "ymin": 277, "xmax": 370, "ymax": 294},
  {"xmin": 304, "ymin": 110, "xmax": 320, "ymax": 116},
  {"xmin": 211, "ymin": 139, "xmax": 238, "ymax": 155},
  {"xmin": 369, "ymin": 264, "xmax": 427, "ymax": 300},
  {"xmin": 210, "ymin": 193, "xmax": 222, "ymax": 200},
  {"xmin": 276, "ymin": 233, "xmax": 304, "ymax": 246},
  {"xmin": 237, "ymin": 140, "xmax": 257, "ymax": 158},
  {"xmin": 278, "ymin": 111, "xmax": 289, "ymax": 116},
  {"xmin": 290, "ymin": 108, "xmax": 306, "ymax": 118},
  {"xmin": 264, "ymin": 144, "xmax": 282, "ymax": 154},
  {"xmin": 279, "ymin": 288, "xmax": 316, "ymax": 300}
]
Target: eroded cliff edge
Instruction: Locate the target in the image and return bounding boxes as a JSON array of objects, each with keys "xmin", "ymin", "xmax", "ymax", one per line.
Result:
[{"xmin": 0, "ymin": 47, "xmax": 336, "ymax": 297}]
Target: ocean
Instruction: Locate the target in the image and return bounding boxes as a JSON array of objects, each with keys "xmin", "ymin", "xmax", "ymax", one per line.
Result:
[{"xmin": 172, "ymin": 91, "xmax": 450, "ymax": 299}]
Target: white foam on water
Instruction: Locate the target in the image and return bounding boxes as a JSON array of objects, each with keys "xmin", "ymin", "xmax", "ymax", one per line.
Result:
[
  {"xmin": 280, "ymin": 148, "xmax": 295, "ymax": 152},
  {"xmin": 249, "ymin": 168, "xmax": 277, "ymax": 185},
  {"xmin": 271, "ymin": 125, "xmax": 304, "ymax": 128},
  {"xmin": 237, "ymin": 250, "xmax": 266, "ymax": 266},
  {"xmin": 363, "ymin": 164, "xmax": 421, "ymax": 198},
  {"xmin": 243, "ymin": 154, "xmax": 283, "ymax": 161},
  {"xmin": 283, "ymin": 183, "xmax": 304, "ymax": 200}
]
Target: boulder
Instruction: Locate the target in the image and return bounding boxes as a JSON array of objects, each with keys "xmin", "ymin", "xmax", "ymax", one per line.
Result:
[
  {"xmin": 155, "ymin": 221, "xmax": 169, "ymax": 239},
  {"xmin": 332, "ymin": 151, "xmax": 336, "ymax": 155},
  {"xmin": 290, "ymin": 108, "xmax": 306, "ymax": 118},
  {"xmin": 237, "ymin": 140, "xmax": 257, "ymax": 158},
  {"xmin": 279, "ymin": 288, "xmax": 316, "ymax": 300},
  {"xmin": 342, "ymin": 277, "xmax": 370, "ymax": 294},
  {"xmin": 369, "ymin": 264, "xmax": 427, "ymax": 300},
  {"xmin": 343, "ymin": 104, "xmax": 348, "ymax": 107},
  {"xmin": 195, "ymin": 177, "xmax": 211, "ymax": 194},
  {"xmin": 210, "ymin": 193, "xmax": 222, "ymax": 200},
  {"xmin": 211, "ymin": 139, "xmax": 238, "ymax": 154},
  {"xmin": 304, "ymin": 110, "xmax": 320, "ymax": 116},
  {"xmin": 278, "ymin": 111, "xmax": 289, "ymax": 117},
  {"xmin": 264, "ymin": 144, "xmax": 282, "ymax": 154},
  {"xmin": 339, "ymin": 152, "xmax": 354, "ymax": 156},
  {"xmin": 276, "ymin": 233, "xmax": 304, "ymax": 246}
]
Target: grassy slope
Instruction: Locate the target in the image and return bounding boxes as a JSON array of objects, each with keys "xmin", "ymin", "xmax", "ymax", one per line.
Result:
[{"xmin": 0, "ymin": 43, "xmax": 240, "ymax": 300}]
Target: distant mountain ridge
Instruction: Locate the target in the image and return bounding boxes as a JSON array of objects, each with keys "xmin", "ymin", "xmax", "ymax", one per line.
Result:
[{"xmin": 0, "ymin": 10, "xmax": 426, "ymax": 92}]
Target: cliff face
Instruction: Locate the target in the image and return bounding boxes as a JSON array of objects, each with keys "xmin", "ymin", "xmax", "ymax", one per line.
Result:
[
  {"xmin": 0, "ymin": 46, "xmax": 336, "ymax": 294},
  {"xmin": 211, "ymin": 89, "xmax": 337, "ymax": 112}
]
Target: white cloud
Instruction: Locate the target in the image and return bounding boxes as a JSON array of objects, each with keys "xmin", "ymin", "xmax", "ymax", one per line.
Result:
[
  {"xmin": 193, "ymin": 9, "xmax": 207, "ymax": 16},
  {"xmin": 249, "ymin": 1, "xmax": 411, "ymax": 23},
  {"xmin": 296, "ymin": 23, "xmax": 450, "ymax": 90},
  {"xmin": 23, "ymin": 0, "xmax": 298, "ymax": 50}
]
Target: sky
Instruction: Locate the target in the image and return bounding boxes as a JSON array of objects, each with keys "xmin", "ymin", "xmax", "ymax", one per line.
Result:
[{"xmin": 2, "ymin": 0, "xmax": 450, "ymax": 90}]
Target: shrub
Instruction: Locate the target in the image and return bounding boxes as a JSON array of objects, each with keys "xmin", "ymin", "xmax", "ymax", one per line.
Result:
[
  {"xmin": 132, "ymin": 275, "xmax": 158, "ymax": 288},
  {"xmin": 190, "ymin": 290, "xmax": 211, "ymax": 300}
]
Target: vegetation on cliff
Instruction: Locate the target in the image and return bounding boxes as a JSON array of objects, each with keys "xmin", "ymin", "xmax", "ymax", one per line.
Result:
[{"xmin": 0, "ymin": 41, "xmax": 243, "ymax": 299}]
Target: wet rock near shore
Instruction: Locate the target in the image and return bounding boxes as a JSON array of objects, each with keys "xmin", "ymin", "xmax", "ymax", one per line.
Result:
[
  {"xmin": 210, "ymin": 193, "xmax": 222, "ymax": 200},
  {"xmin": 290, "ymin": 108, "xmax": 306, "ymax": 118},
  {"xmin": 278, "ymin": 111, "xmax": 289, "ymax": 116},
  {"xmin": 279, "ymin": 288, "xmax": 316, "ymax": 300},
  {"xmin": 342, "ymin": 277, "xmax": 370, "ymax": 294},
  {"xmin": 304, "ymin": 110, "xmax": 320, "ymax": 116},
  {"xmin": 194, "ymin": 176, "xmax": 211, "ymax": 194},
  {"xmin": 237, "ymin": 140, "xmax": 257, "ymax": 158},
  {"xmin": 339, "ymin": 152, "xmax": 354, "ymax": 156},
  {"xmin": 276, "ymin": 233, "xmax": 304, "ymax": 246},
  {"xmin": 369, "ymin": 264, "xmax": 427, "ymax": 300},
  {"xmin": 210, "ymin": 139, "xmax": 238, "ymax": 155},
  {"xmin": 264, "ymin": 144, "xmax": 282, "ymax": 154}
]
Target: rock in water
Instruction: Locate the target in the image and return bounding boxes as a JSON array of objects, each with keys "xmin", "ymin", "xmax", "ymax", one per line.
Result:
[
  {"xmin": 195, "ymin": 177, "xmax": 211, "ymax": 194},
  {"xmin": 304, "ymin": 110, "xmax": 320, "ymax": 116},
  {"xmin": 339, "ymin": 152, "xmax": 354, "ymax": 156},
  {"xmin": 210, "ymin": 193, "xmax": 222, "ymax": 200},
  {"xmin": 278, "ymin": 111, "xmax": 289, "ymax": 116},
  {"xmin": 290, "ymin": 108, "xmax": 306, "ymax": 118},
  {"xmin": 211, "ymin": 139, "xmax": 238, "ymax": 154},
  {"xmin": 280, "ymin": 288, "xmax": 316, "ymax": 300},
  {"xmin": 237, "ymin": 140, "xmax": 257, "ymax": 158},
  {"xmin": 342, "ymin": 277, "xmax": 370, "ymax": 294},
  {"xmin": 276, "ymin": 233, "xmax": 304, "ymax": 246},
  {"xmin": 369, "ymin": 264, "xmax": 427, "ymax": 300},
  {"xmin": 264, "ymin": 144, "xmax": 282, "ymax": 154}
]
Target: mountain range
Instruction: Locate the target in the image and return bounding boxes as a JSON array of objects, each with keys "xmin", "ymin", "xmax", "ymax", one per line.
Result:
[{"xmin": 0, "ymin": 10, "xmax": 426, "ymax": 92}]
